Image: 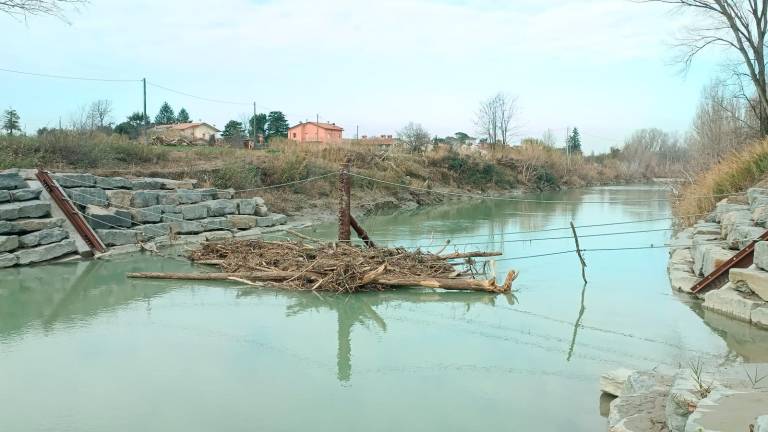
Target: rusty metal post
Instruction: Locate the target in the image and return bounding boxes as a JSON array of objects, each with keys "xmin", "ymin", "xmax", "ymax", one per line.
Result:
[{"xmin": 338, "ymin": 157, "xmax": 351, "ymax": 243}]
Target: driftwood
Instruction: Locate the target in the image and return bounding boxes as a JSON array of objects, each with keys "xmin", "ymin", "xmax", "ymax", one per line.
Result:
[{"xmin": 143, "ymin": 239, "xmax": 519, "ymax": 293}]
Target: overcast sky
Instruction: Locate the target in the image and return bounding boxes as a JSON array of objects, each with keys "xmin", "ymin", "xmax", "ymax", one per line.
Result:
[{"xmin": 1, "ymin": 0, "xmax": 721, "ymax": 152}]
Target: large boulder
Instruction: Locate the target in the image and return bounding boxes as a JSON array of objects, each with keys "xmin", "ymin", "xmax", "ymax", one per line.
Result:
[
  {"xmin": 129, "ymin": 205, "xmax": 163, "ymax": 223},
  {"xmin": 202, "ymin": 199, "xmax": 237, "ymax": 217},
  {"xmin": 714, "ymin": 201, "xmax": 750, "ymax": 222},
  {"xmin": 65, "ymin": 188, "xmax": 108, "ymax": 207},
  {"xmin": 2, "ymin": 217, "xmax": 63, "ymax": 234},
  {"xmin": 52, "ymin": 173, "xmax": 95, "ymax": 188},
  {"xmin": 601, "ymin": 368, "xmax": 634, "ymax": 397},
  {"xmin": 169, "ymin": 220, "xmax": 204, "ymax": 234},
  {"xmin": 669, "ymin": 268, "xmax": 700, "ymax": 293},
  {"xmin": 0, "ymin": 235, "xmax": 19, "ymax": 253},
  {"xmin": 10, "ymin": 188, "xmax": 42, "ymax": 201},
  {"xmin": 157, "ymin": 191, "xmax": 180, "ymax": 206},
  {"xmin": 686, "ymin": 389, "xmax": 768, "ymax": 432},
  {"xmin": 703, "ymin": 282, "xmax": 763, "ymax": 322},
  {"xmin": 105, "ymin": 190, "xmax": 134, "ymax": 208},
  {"xmin": 753, "ymin": 206, "xmax": 768, "ymax": 227},
  {"xmin": 0, "ymin": 252, "xmax": 17, "ymax": 268},
  {"xmin": 0, "ymin": 172, "xmax": 27, "ymax": 190},
  {"xmin": 18, "ymin": 228, "xmax": 68, "ymax": 248},
  {"xmin": 94, "ymin": 176, "xmax": 132, "ymax": 189},
  {"xmin": 729, "ymin": 266, "xmax": 768, "ymax": 301},
  {"xmin": 227, "ymin": 215, "xmax": 258, "ymax": 229},
  {"xmin": 726, "ymin": 225, "xmax": 765, "ymax": 249},
  {"xmin": 753, "ymin": 307, "xmax": 768, "ymax": 329},
  {"xmin": 84, "ymin": 205, "xmax": 133, "ymax": 229},
  {"xmin": 138, "ymin": 223, "xmax": 171, "ymax": 239},
  {"xmin": 180, "ymin": 204, "xmax": 208, "ymax": 220},
  {"xmin": 130, "ymin": 178, "xmax": 165, "ymax": 190},
  {"xmin": 176, "ymin": 189, "xmax": 203, "ymax": 204},
  {"xmin": 13, "ymin": 239, "xmax": 76, "ymax": 265},
  {"xmin": 0, "ymin": 190, "xmax": 9, "ymax": 203},
  {"xmin": 235, "ymin": 198, "xmax": 265, "ymax": 215},
  {"xmin": 130, "ymin": 191, "xmax": 159, "ymax": 208},
  {"xmin": 0, "ymin": 201, "xmax": 50, "ymax": 220},
  {"xmin": 757, "ymin": 415, "xmax": 768, "ymax": 432},
  {"xmin": 755, "ymin": 241, "xmax": 768, "ymax": 272},
  {"xmin": 96, "ymin": 229, "xmax": 140, "ymax": 246}
]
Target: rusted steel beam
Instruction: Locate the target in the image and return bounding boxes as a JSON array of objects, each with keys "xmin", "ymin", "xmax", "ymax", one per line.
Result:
[
  {"xmin": 691, "ymin": 229, "xmax": 768, "ymax": 294},
  {"xmin": 338, "ymin": 157, "xmax": 351, "ymax": 243},
  {"xmin": 350, "ymin": 215, "xmax": 375, "ymax": 248},
  {"xmin": 35, "ymin": 169, "xmax": 107, "ymax": 254}
]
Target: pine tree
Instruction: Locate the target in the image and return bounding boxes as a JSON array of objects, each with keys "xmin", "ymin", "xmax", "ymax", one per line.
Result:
[
  {"xmin": 248, "ymin": 113, "xmax": 268, "ymax": 137},
  {"xmin": 2, "ymin": 108, "xmax": 21, "ymax": 135},
  {"xmin": 221, "ymin": 120, "xmax": 245, "ymax": 139},
  {"xmin": 265, "ymin": 111, "xmax": 289, "ymax": 140},
  {"xmin": 567, "ymin": 127, "xmax": 582, "ymax": 154},
  {"xmin": 176, "ymin": 108, "xmax": 190, "ymax": 123},
  {"xmin": 154, "ymin": 102, "xmax": 176, "ymax": 125}
]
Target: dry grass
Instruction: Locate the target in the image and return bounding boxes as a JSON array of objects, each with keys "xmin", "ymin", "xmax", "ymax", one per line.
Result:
[{"xmin": 673, "ymin": 139, "xmax": 768, "ymax": 223}]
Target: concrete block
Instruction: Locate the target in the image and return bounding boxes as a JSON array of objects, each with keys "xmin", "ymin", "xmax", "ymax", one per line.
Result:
[
  {"xmin": 13, "ymin": 239, "xmax": 76, "ymax": 265},
  {"xmin": 9, "ymin": 188, "xmax": 42, "ymax": 201},
  {"xmin": 180, "ymin": 204, "xmax": 208, "ymax": 220},
  {"xmin": 52, "ymin": 173, "xmax": 95, "ymax": 188},
  {"xmin": 96, "ymin": 229, "xmax": 140, "ymax": 246},
  {"xmin": 703, "ymin": 282, "xmax": 763, "ymax": 322},
  {"xmin": 730, "ymin": 266, "xmax": 768, "ymax": 301},
  {"xmin": 0, "ymin": 172, "xmax": 27, "ymax": 190},
  {"xmin": 227, "ymin": 215, "xmax": 258, "ymax": 229},
  {"xmin": 0, "ymin": 235, "xmax": 19, "ymax": 253},
  {"xmin": 0, "ymin": 200, "xmax": 50, "ymax": 220},
  {"xmin": 202, "ymin": 199, "xmax": 236, "ymax": 217},
  {"xmin": 66, "ymin": 188, "xmax": 108, "ymax": 207},
  {"xmin": 131, "ymin": 191, "xmax": 159, "ymax": 208},
  {"xmin": 18, "ymin": 228, "xmax": 67, "ymax": 248},
  {"xmin": 105, "ymin": 190, "xmax": 134, "ymax": 208},
  {"xmin": 94, "ymin": 176, "xmax": 132, "ymax": 189},
  {"xmin": 0, "ymin": 252, "xmax": 17, "ymax": 268}
]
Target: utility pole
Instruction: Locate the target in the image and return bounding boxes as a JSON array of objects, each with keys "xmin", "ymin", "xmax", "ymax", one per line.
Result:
[
  {"xmin": 356, "ymin": 124, "xmax": 359, "ymax": 141},
  {"xmin": 253, "ymin": 101, "xmax": 257, "ymax": 144},
  {"xmin": 142, "ymin": 78, "xmax": 147, "ymax": 124},
  {"xmin": 565, "ymin": 127, "xmax": 570, "ymax": 176}
]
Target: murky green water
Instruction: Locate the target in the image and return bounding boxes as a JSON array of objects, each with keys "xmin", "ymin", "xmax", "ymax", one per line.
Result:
[{"xmin": 2, "ymin": 185, "xmax": 767, "ymax": 432}]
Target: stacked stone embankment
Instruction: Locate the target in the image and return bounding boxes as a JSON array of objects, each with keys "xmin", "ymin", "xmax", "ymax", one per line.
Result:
[
  {"xmin": 0, "ymin": 169, "xmax": 288, "ymax": 267},
  {"xmin": 601, "ymin": 365, "xmax": 768, "ymax": 432},
  {"xmin": 0, "ymin": 172, "xmax": 76, "ymax": 267},
  {"xmin": 668, "ymin": 188, "xmax": 768, "ymax": 328},
  {"xmin": 53, "ymin": 172, "xmax": 287, "ymax": 249}
]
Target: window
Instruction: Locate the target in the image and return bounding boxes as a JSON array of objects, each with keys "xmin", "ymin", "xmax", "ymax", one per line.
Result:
[{"xmin": 293, "ymin": 133, "xmax": 297, "ymax": 138}]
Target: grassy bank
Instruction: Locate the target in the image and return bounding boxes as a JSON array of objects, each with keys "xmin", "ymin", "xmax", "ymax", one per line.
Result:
[
  {"xmin": 1, "ymin": 132, "xmax": 654, "ymax": 213},
  {"xmin": 674, "ymin": 139, "xmax": 768, "ymax": 223}
]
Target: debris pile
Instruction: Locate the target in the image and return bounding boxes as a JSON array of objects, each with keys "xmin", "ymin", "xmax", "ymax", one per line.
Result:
[{"xmin": 127, "ymin": 239, "xmax": 517, "ymax": 293}]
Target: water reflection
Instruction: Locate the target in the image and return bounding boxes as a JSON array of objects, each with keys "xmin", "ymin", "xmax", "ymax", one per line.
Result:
[{"xmin": 567, "ymin": 283, "xmax": 588, "ymax": 362}]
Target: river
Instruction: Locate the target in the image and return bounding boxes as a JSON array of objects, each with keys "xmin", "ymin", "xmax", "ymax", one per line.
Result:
[{"xmin": 1, "ymin": 185, "xmax": 767, "ymax": 432}]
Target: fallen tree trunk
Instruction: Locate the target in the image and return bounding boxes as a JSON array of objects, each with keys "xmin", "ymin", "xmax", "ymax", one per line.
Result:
[
  {"xmin": 439, "ymin": 251, "xmax": 503, "ymax": 259},
  {"xmin": 371, "ymin": 270, "xmax": 517, "ymax": 293},
  {"xmin": 127, "ymin": 271, "xmax": 321, "ymax": 282}
]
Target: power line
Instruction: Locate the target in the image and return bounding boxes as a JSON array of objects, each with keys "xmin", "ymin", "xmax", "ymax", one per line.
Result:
[
  {"xmin": 146, "ymin": 81, "xmax": 252, "ymax": 106},
  {"xmin": 0, "ymin": 67, "xmax": 140, "ymax": 83}
]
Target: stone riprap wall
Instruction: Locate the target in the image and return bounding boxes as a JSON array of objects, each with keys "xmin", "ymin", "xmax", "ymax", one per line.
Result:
[
  {"xmin": 668, "ymin": 188, "xmax": 768, "ymax": 328},
  {"xmin": 0, "ymin": 172, "xmax": 76, "ymax": 268},
  {"xmin": 601, "ymin": 365, "xmax": 768, "ymax": 432},
  {"xmin": 52, "ymin": 172, "xmax": 287, "ymax": 250}
]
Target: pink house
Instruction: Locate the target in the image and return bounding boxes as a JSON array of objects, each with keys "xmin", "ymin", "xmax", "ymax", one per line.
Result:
[{"xmin": 288, "ymin": 122, "xmax": 343, "ymax": 143}]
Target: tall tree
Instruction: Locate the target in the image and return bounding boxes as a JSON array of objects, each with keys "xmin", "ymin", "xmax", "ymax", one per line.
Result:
[
  {"xmin": 248, "ymin": 113, "xmax": 268, "ymax": 138},
  {"xmin": 2, "ymin": 107, "xmax": 21, "ymax": 135},
  {"xmin": 475, "ymin": 92, "xmax": 518, "ymax": 148},
  {"xmin": 397, "ymin": 122, "xmax": 431, "ymax": 152},
  {"xmin": 0, "ymin": 0, "xmax": 86, "ymax": 22},
  {"xmin": 643, "ymin": 0, "xmax": 768, "ymax": 135},
  {"xmin": 176, "ymin": 107, "xmax": 190, "ymax": 123},
  {"xmin": 221, "ymin": 120, "xmax": 245, "ymax": 140},
  {"xmin": 265, "ymin": 111, "xmax": 289, "ymax": 139},
  {"xmin": 127, "ymin": 111, "xmax": 149, "ymax": 127},
  {"xmin": 87, "ymin": 99, "xmax": 112, "ymax": 128},
  {"xmin": 154, "ymin": 102, "xmax": 176, "ymax": 125},
  {"xmin": 567, "ymin": 128, "xmax": 582, "ymax": 154}
]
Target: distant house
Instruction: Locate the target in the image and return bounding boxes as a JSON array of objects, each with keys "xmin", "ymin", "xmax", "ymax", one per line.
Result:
[
  {"xmin": 288, "ymin": 122, "xmax": 343, "ymax": 143},
  {"xmin": 148, "ymin": 122, "xmax": 220, "ymax": 142}
]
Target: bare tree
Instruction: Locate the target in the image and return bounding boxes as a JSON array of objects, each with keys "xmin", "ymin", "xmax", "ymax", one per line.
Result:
[
  {"xmin": 541, "ymin": 129, "xmax": 557, "ymax": 147},
  {"xmin": 68, "ymin": 104, "xmax": 88, "ymax": 131},
  {"xmin": 87, "ymin": 99, "xmax": 112, "ymax": 129},
  {"xmin": 643, "ymin": 0, "xmax": 768, "ymax": 135},
  {"xmin": 475, "ymin": 93, "xmax": 519, "ymax": 148},
  {"xmin": 0, "ymin": 0, "xmax": 87, "ymax": 22},
  {"xmin": 397, "ymin": 122, "xmax": 431, "ymax": 153}
]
